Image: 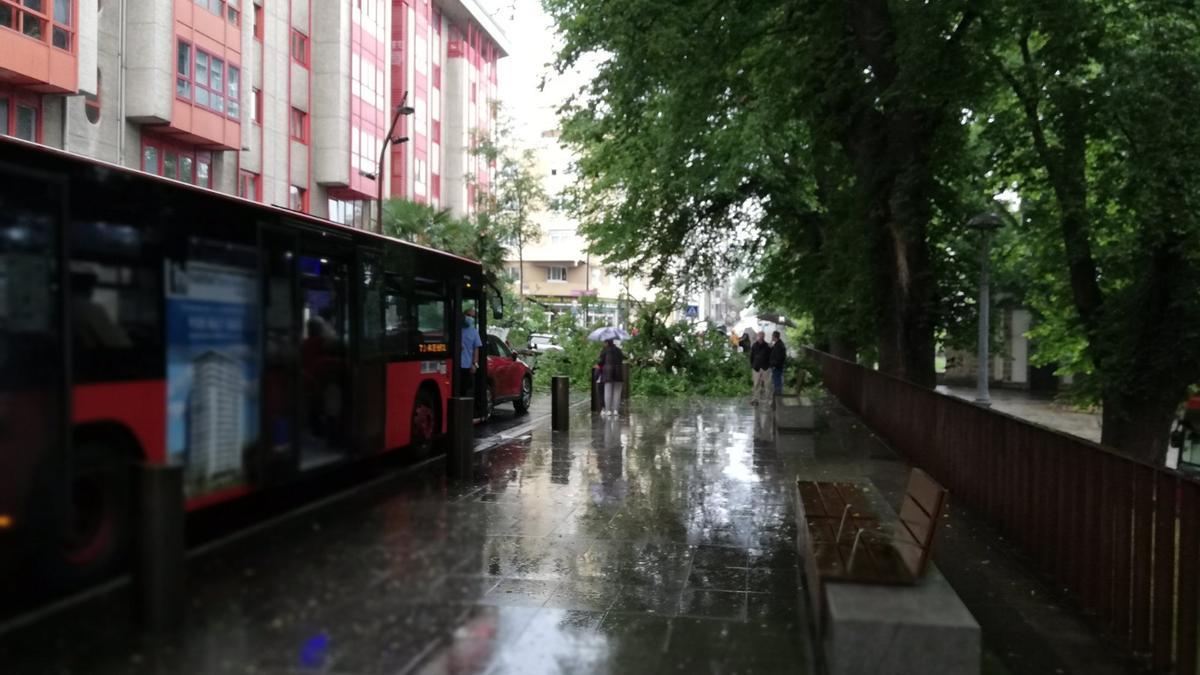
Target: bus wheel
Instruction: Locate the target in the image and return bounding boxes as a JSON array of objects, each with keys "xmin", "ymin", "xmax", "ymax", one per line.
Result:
[
  {"xmin": 513, "ymin": 376, "xmax": 533, "ymax": 414},
  {"xmin": 44, "ymin": 442, "xmax": 132, "ymax": 587},
  {"xmin": 411, "ymin": 392, "xmax": 438, "ymax": 454}
]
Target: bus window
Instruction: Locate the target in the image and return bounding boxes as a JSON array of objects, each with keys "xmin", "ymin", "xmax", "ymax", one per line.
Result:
[
  {"xmin": 415, "ymin": 294, "xmax": 446, "ymax": 345},
  {"xmin": 360, "ymin": 254, "xmax": 382, "ymax": 356},
  {"xmin": 383, "ymin": 278, "xmax": 410, "ymax": 354},
  {"xmin": 69, "ymin": 219, "xmax": 161, "ymax": 382}
]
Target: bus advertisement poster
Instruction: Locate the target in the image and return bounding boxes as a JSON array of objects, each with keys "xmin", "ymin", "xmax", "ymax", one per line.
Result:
[{"xmin": 165, "ymin": 254, "xmax": 261, "ymax": 497}]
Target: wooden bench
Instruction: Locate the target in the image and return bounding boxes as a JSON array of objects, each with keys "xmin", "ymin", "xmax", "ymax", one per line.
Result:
[{"xmin": 795, "ymin": 469, "xmax": 978, "ymax": 675}]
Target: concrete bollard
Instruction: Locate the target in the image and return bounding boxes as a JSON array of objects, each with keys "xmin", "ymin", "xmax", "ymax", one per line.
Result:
[
  {"xmin": 622, "ymin": 364, "xmax": 631, "ymax": 402},
  {"xmin": 446, "ymin": 396, "xmax": 474, "ymax": 479},
  {"xmin": 552, "ymin": 376, "xmax": 570, "ymax": 431},
  {"xmin": 137, "ymin": 464, "xmax": 185, "ymax": 633}
]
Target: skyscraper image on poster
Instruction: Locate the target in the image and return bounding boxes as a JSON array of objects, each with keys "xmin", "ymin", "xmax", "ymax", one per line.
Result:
[{"xmin": 165, "ymin": 241, "xmax": 260, "ymax": 497}]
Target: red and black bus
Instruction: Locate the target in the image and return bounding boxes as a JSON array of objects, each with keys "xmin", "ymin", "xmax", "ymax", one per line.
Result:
[{"xmin": 0, "ymin": 136, "xmax": 500, "ymax": 592}]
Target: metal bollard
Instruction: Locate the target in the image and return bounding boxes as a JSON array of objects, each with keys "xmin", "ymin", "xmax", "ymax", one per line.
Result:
[
  {"xmin": 591, "ymin": 373, "xmax": 602, "ymax": 414},
  {"xmin": 137, "ymin": 464, "xmax": 185, "ymax": 633},
  {"xmin": 552, "ymin": 376, "xmax": 570, "ymax": 431},
  {"xmin": 621, "ymin": 364, "xmax": 631, "ymax": 402},
  {"xmin": 446, "ymin": 396, "xmax": 474, "ymax": 479}
]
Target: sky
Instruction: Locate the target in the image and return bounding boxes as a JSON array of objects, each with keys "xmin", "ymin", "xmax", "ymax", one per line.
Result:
[{"xmin": 478, "ymin": 0, "xmax": 590, "ymax": 146}]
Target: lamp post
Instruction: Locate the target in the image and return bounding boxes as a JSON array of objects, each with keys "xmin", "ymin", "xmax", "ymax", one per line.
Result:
[
  {"xmin": 375, "ymin": 92, "xmax": 416, "ymax": 234},
  {"xmin": 968, "ymin": 212, "xmax": 1005, "ymax": 407}
]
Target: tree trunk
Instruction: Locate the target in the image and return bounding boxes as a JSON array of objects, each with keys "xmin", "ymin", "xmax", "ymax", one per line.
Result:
[
  {"xmin": 518, "ymin": 237, "xmax": 524, "ymax": 299},
  {"xmin": 1101, "ymin": 390, "xmax": 1182, "ymax": 465}
]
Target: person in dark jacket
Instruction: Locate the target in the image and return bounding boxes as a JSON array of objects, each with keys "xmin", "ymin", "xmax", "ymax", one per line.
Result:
[
  {"xmin": 750, "ymin": 331, "xmax": 771, "ymax": 405},
  {"xmin": 770, "ymin": 331, "xmax": 787, "ymax": 396},
  {"xmin": 595, "ymin": 338, "xmax": 625, "ymax": 416}
]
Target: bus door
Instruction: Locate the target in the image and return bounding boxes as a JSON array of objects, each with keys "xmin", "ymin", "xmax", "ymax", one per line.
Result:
[
  {"xmin": 463, "ymin": 284, "xmax": 488, "ymax": 420},
  {"xmin": 297, "ymin": 242, "xmax": 352, "ymax": 468},
  {"xmin": 353, "ymin": 247, "xmax": 385, "ymax": 453},
  {"xmin": 257, "ymin": 228, "xmax": 301, "ymax": 483},
  {"xmin": 0, "ymin": 166, "xmax": 67, "ymax": 582}
]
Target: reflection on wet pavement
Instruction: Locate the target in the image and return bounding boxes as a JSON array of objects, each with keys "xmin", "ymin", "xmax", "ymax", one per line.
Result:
[{"xmin": 1, "ymin": 401, "xmax": 813, "ymax": 674}]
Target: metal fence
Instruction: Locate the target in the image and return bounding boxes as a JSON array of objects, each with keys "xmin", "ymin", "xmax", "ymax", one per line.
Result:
[{"xmin": 808, "ymin": 349, "xmax": 1200, "ymax": 673}]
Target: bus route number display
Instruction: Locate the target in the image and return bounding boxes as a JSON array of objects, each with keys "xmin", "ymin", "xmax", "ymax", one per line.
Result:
[{"xmin": 419, "ymin": 343, "xmax": 447, "ymax": 354}]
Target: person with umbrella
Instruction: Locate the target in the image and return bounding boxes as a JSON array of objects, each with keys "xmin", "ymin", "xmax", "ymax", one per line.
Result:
[{"xmin": 589, "ymin": 326, "xmax": 628, "ymax": 416}]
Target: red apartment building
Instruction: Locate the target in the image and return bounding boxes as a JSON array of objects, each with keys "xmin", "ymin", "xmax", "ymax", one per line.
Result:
[{"xmin": 0, "ymin": 0, "xmax": 507, "ymax": 226}]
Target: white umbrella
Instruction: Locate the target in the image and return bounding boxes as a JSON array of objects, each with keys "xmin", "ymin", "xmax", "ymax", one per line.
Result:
[{"xmin": 587, "ymin": 326, "xmax": 630, "ymax": 342}]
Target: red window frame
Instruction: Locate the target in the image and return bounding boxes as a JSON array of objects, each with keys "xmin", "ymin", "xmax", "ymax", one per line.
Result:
[
  {"xmin": 289, "ymin": 107, "xmax": 308, "ymax": 143},
  {"xmin": 141, "ymin": 136, "xmax": 213, "ymax": 188},
  {"xmin": 252, "ymin": 87, "xmax": 262, "ymax": 124},
  {"xmin": 289, "ymin": 185, "xmax": 307, "ymax": 212},
  {"xmin": 238, "ymin": 169, "xmax": 260, "ymax": 201},
  {"xmin": 253, "ymin": 3, "xmax": 262, "ymax": 40},
  {"xmin": 176, "ymin": 39, "xmax": 241, "ymax": 120},
  {"xmin": 290, "ymin": 29, "xmax": 309, "ymax": 67},
  {"xmin": 0, "ymin": 0, "xmax": 75, "ymax": 52},
  {"xmin": 0, "ymin": 88, "xmax": 41, "ymax": 142}
]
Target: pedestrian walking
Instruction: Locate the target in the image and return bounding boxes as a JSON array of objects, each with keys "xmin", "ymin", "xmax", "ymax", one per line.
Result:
[
  {"xmin": 770, "ymin": 330, "xmax": 787, "ymax": 397},
  {"xmin": 750, "ymin": 331, "xmax": 771, "ymax": 405},
  {"xmin": 739, "ymin": 328, "xmax": 752, "ymax": 354},
  {"xmin": 595, "ymin": 338, "xmax": 625, "ymax": 416},
  {"xmin": 459, "ymin": 307, "xmax": 483, "ymax": 397}
]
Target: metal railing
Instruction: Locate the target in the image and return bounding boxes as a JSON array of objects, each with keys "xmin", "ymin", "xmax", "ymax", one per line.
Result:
[{"xmin": 808, "ymin": 348, "xmax": 1200, "ymax": 673}]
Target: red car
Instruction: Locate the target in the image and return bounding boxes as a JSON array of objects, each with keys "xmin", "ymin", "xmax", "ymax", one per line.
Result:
[{"xmin": 484, "ymin": 334, "xmax": 534, "ymax": 418}]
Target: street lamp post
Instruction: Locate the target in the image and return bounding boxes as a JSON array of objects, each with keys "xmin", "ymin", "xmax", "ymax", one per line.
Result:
[
  {"xmin": 968, "ymin": 212, "xmax": 1005, "ymax": 407},
  {"xmin": 374, "ymin": 92, "xmax": 416, "ymax": 234}
]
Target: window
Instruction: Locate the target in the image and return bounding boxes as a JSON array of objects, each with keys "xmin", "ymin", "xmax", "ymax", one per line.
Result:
[
  {"xmin": 226, "ymin": 0, "xmax": 238, "ymax": 24},
  {"xmin": 226, "ymin": 66, "xmax": 239, "ymax": 119},
  {"xmin": 176, "ymin": 42, "xmax": 239, "ymax": 116},
  {"xmin": 384, "ymin": 284, "xmax": 410, "ymax": 352},
  {"xmin": 141, "ymin": 137, "xmax": 212, "ymax": 188},
  {"xmin": 252, "ymin": 88, "xmax": 262, "ymax": 124},
  {"xmin": 194, "ymin": 0, "xmax": 220, "ymax": 15},
  {"xmin": 253, "ymin": 3, "xmax": 262, "ymax": 40},
  {"xmin": 0, "ymin": 100, "xmax": 8, "ymax": 135},
  {"xmin": 194, "ymin": 51, "xmax": 210, "ymax": 107},
  {"xmin": 290, "ymin": 30, "xmax": 308, "ymax": 66},
  {"xmin": 84, "ymin": 68, "xmax": 101, "ymax": 124},
  {"xmin": 289, "ymin": 107, "xmax": 307, "ymax": 142},
  {"xmin": 51, "ymin": 0, "xmax": 69, "ymax": 49},
  {"xmin": 0, "ymin": 0, "xmax": 72, "ymax": 50},
  {"xmin": 548, "ymin": 230, "xmax": 571, "ymax": 245},
  {"xmin": 176, "ymin": 41, "xmax": 192, "ymax": 99},
  {"xmin": 507, "ymin": 266, "xmax": 519, "ymax": 281},
  {"xmin": 69, "ymin": 216, "xmax": 162, "ymax": 382},
  {"xmin": 547, "ymin": 267, "xmax": 567, "ymax": 282},
  {"xmin": 289, "ymin": 186, "xmax": 306, "ymax": 211},
  {"xmin": 14, "ymin": 104, "xmax": 36, "ymax": 141},
  {"xmin": 238, "ymin": 170, "xmax": 259, "ymax": 201},
  {"xmin": 415, "ymin": 294, "xmax": 446, "ymax": 342}
]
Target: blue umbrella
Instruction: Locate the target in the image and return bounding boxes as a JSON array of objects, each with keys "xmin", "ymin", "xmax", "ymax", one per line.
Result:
[{"xmin": 587, "ymin": 326, "xmax": 630, "ymax": 342}]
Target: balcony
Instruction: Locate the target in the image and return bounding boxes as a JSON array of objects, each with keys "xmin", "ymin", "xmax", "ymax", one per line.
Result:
[{"xmin": 0, "ymin": 0, "xmax": 78, "ymax": 94}]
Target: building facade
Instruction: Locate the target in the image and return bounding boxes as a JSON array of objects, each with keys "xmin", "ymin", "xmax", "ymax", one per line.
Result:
[
  {"xmin": 388, "ymin": 0, "xmax": 503, "ymax": 217},
  {"xmin": 0, "ymin": 0, "xmax": 506, "ymax": 227}
]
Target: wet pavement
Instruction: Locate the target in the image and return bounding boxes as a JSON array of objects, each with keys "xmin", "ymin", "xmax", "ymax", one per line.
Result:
[
  {"xmin": 0, "ymin": 400, "xmax": 811, "ymax": 675},
  {"xmin": 0, "ymin": 395, "xmax": 1145, "ymax": 674}
]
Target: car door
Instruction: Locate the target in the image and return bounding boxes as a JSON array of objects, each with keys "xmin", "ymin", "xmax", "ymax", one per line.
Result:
[{"xmin": 485, "ymin": 335, "xmax": 512, "ymax": 399}]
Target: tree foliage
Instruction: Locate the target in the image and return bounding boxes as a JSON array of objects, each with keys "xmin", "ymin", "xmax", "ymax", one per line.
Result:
[{"xmin": 546, "ymin": 0, "xmax": 1200, "ymax": 462}]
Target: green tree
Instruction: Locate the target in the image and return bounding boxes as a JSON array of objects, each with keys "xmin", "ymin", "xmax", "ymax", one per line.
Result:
[
  {"xmin": 495, "ymin": 148, "xmax": 547, "ymax": 298},
  {"xmin": 979, "ymin": 0, "xmax": 1200, "ymax": 462},
  {"xmin": 546, "ymin": 0, "xmax": 992, "ymax": 388}
]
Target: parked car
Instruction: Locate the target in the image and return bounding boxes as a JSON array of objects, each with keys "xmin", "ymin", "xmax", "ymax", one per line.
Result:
[
  {"xmin": 528, "ymin": 333, "xmax": 563, "ymax": 353},
  {"xmin": 485, "ymin": 334, "xmax": 534, "ymax": 418}
]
